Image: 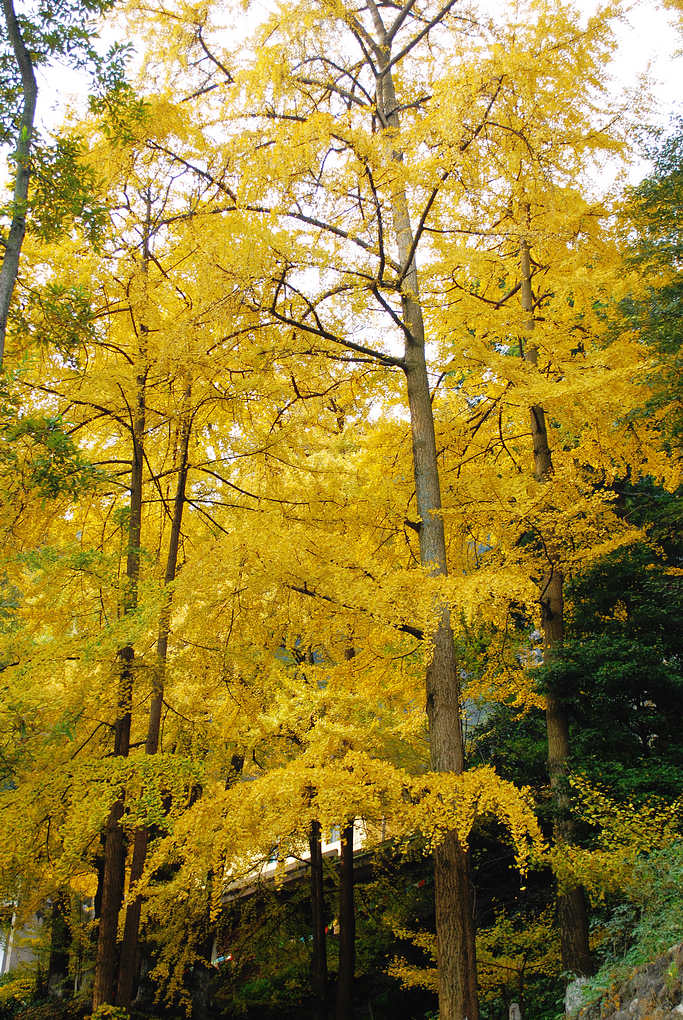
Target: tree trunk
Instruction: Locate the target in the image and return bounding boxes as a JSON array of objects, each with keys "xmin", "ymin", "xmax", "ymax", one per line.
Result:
[
  {"xmin": 92, "ymin": 345, "xmax": 147, "ymax": 1008},
  {"xmin": 373, "ymin": 28, "xmax": 479, "ymax": 1020},
  {"xmin": 0, "ymin": 0, "xmax": 37, "ymax": 367},
  {"xmin": 48, "ymin": 890, "xmax": 71, "ymax": 998},
  {"xmin": 116, "ymin": 393, "xmax": 191, "ymax": 1007},
  {"xmin": 519, "ymin": 236, "xmax": 592, "ymax": 976},
  {"xmin": 310, "ymin": 819, "xmax": 328, "ymax": 1020},
  {"xmin": 92, "ymin": 772, "xmax": 127, "ymax": 1006},
  {"xmin": 335, "ymin": 822, "xmax": 355, "ymax": 1020}
]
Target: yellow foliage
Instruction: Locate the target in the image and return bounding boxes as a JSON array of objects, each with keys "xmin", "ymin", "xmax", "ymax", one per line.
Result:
[{"xmin": 551, "ymin": 776, "xmax": 682, "ymax": 901}]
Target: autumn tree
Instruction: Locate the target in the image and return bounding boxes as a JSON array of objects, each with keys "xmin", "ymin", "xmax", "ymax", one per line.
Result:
[
  {"xmin": 417, "ymin": 4, "xmax": 676, "ymax": 978},
  {"xmin": 0, "ymin": 92, "xmax": 281, "ymax": 1005},
  {"xmin": 119, "ymin": 1, "xmax": 557, "ymax": 1015}
]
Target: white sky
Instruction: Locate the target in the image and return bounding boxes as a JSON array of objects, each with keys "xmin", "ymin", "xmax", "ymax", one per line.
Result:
[{"xmin": 596, "ymin": 0, "xmax": 680, "ymax": 125}]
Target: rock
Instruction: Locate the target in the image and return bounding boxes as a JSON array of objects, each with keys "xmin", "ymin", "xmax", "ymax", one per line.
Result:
[
  {"xmin": 569, "ymin": 943, "xmax": 683, "ymax": 1019},
  {"xmin": 566, "ymin": 977, "xmax": 591, "ymax": 1016}
]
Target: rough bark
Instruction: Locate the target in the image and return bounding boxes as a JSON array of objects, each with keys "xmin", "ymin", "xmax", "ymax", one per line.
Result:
[
  {"xmin": 309, "ymin": 819, "xmax": 328, "ymax": 1020},
  {"xmin": 335, "ymin": 822, "xmax": 355, "ymax": 1020},
  {"xmin": 116, "ymin": 395, "xmax": 191, "ymax": 1007},
  {"xmin": 434, "ymin": 834, "xmax": 479, "ymax": 1020},
  {"xmin": 0, "ymin": 0, "xmax": 37, "ymax": 367},
  {"xmin": 519, "ymin": 237, "xmax": 593, "ymax": 977},
  {"xmin": 373, "ymin": 20, "xmax": 479, "ymax": 1019}
]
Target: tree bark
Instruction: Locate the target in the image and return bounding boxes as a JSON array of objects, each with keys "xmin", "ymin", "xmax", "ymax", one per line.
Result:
[
  {"xmin": 335, "ymin": 822, "xmax": 355, "ymax": 1020},
  {"xmin": 310, "ymin": 818, "xmax": 328, "ymax": 1020},
  {"xmin": 519, "ymin": 236, "xmax": 592, "ymax": 976},
  {"xmin": 116, "ymin": 392, "xmax": 192, "ymax": 1007},
  {"xmin": 0, "ymin": 0, "xmax": 37, "ymax": 367},
  {"xmin": 373, "ymin": 21, "xmax": 479, "ymax": 1020}
]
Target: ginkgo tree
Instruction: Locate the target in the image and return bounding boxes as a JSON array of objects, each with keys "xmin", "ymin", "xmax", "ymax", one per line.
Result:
[
  {"xmin": 153, "ymin": 5, "xmax": 516, "ymax": 1016},
  {"xmin": 0, "ymin": 94, "xmax": 314, "ymax": 1005},
  {"xmin": 132, "ymin": 0, "xmax": 666, "ymax": 1013},
  {"xmin": 420, "ymin": 9, "xmax": 675, "ymax": 978}
]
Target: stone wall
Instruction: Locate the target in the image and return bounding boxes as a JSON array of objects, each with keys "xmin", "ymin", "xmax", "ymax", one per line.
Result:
[{"xmin": 568, "ymin": 943, "xmax": 683, "ymax": 1019}]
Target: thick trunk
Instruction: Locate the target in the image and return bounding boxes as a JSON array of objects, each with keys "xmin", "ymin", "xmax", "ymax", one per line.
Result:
[
  {"xmin": 335, "ymin": 822, "xmax": 355, "ymax": 1020},
  {"xmin": 434, "ymin": 835, "xmax": 479, "ymax": 1020},
  {"xmin": 0, "ymin": 0, "xmax": 37, "ymax": 367},
  {"xmin": 519, "ymin": 238, "xmax": 592, "ymax": 976},
  {"xmin": 375, "ymin": 36, "xmax": 478, "ymax": 1020},
  {"xmin": 93, "ymin": 359, "xmax": 146, "ymax": 1007},
  {"xmin": 309, "ymin": 819, "xmax": 328, "ymax": 1020},
  {"xmin": 92, "ymin": 798, "xmax": 127, "ymax": 1007},
  {"xmin": 116, "ymin": 397, "xmax": 191, "ymax": 1007}
]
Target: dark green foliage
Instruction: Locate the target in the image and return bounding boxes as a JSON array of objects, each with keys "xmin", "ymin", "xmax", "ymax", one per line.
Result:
[
  {"xmin": 554, "ymin": 544, "xmax": 683, "ymax": 800},
  {"xmin": 1, "ymin": 411, "xmax": 97, "ymax": 500},
  {"xmin": 580, "ymin": 841, "xmax": 683, "ymax": 1010},
  {"xmin": 628, "ymin": 125, "xmax": 682, "ymax": 274},
  {"xmin": 613, "ymin": 476, "xmax": 683, "ymax": 556},
  {"xmin": 478, "ymin": 541, "xmax": 683, "ymax": 806},
  {"xmin": 29, "ymin": 137, "xmax": 106, "ymax": 244},
  {"xmin": 10, "ymin": 280, "xmax": 98, "ymax": 359}
]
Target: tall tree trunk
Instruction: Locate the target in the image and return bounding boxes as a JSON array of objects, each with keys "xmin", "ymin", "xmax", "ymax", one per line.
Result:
[
  {"xmin": 92, "ymin": 422, "xmax": 143, "ymax": 1004},
  {"xmin": 335, "ymin": 822, "xmax": 355, "ymax": 1020},
  {"xmin": 116, "ymin": 393, "xmax": 192, "ymax": 1007},
  {"xmin": 0, "ymin": 0, "xmax": 37, "ymax": 367},
  {"xmin": 93, "ymin": 250, "xmax": 149, "ymax": 1005},
  {"xmin": 372, "ymin": 21, "xmax": 478, "ymax": 1020},
  {"xmin": 519, "ymin": 237, "xmax": 592, "ymax": 976},
  {"xmin": 310, "ymin": 819, "xmax": 328, "ymax": 1020}
]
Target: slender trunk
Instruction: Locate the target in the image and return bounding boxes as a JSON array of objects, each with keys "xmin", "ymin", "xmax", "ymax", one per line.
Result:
[
  {"xmin": 374, "ymin": 28, "xmax": 478, "ymax": 1020},
  {"xmin": 519, "ymin": 237, "xmax": 592, "ymax": 976},
  {"xmin": 92, "ymin": 431, "xmax": 142, "ymax": 1004},
  {"xmin": 93, "ymin": 319, "xmax": 148, "ymax": 1010},
  {"xmin": 310, "ymin": 819, "xmax": 328, "ymax": 1020},
  {"xmin": 116, "ymin": 394, "xmax": 192, "ymax": 1007},
  {"xmin": 0, "ymin": 0, "xmax": 37, "ymax": 367},
  {"xmin": 335, "ymin": 822, "xmax": 355, "ymax": 1020}
]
